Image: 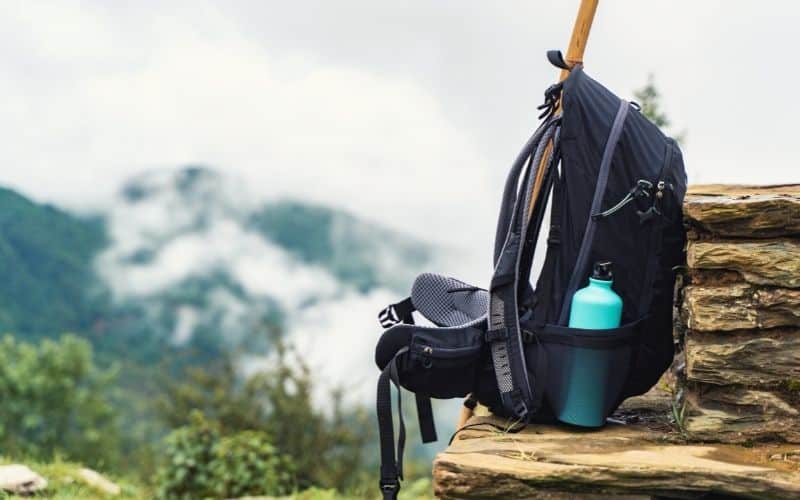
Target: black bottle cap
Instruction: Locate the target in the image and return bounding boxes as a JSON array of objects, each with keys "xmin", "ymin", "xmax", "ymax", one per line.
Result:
[{"xmin": 592, "ymin": 261, "xmax": 613, "ymax": 281}]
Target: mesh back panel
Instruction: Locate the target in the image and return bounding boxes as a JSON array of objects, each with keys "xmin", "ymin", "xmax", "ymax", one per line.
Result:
[{"xmin": 411, "ymin": 273, "xmax": 488, "ymax": 327}]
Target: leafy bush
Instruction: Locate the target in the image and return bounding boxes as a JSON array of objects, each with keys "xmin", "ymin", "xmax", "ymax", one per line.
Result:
[
  {"xmin": 210, "ymin": 431, "xmax": 294, "ymax": 498},
  {"xmin": 0, "ymin": 334, "xmax": 120, "ymax": 467},
  {"xmin": 156, "ymin": 411, "xmax": 219, "ymax": 499},
  {"xmin": 157, "ymin": 411, "xmax": 294, "ymax": 499},
  {"xmin": 156, "ymin": 340, "xmax": 373, "ymax": 491}
]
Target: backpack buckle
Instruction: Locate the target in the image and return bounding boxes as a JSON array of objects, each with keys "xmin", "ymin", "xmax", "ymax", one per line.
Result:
[
  {"xmin": 521, "ymin": 329, "xmax": 536, "ymax": 344},
  {"xmin": 380, "ymin": 481, "xmax": 398, "ymax": 492},
  {"xmin": 380, "ymin": 479, "xmax": 400, "ymax": 499}
]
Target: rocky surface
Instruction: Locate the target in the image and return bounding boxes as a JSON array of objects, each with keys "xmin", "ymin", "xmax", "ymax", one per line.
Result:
[
  {"xmin": 684, "ymin": 184, "xmax": 800, "ymax": 238},
  {"xmin": 433, "ymin": 413, "xmax": 800, "ymax": 499},
  {"xmin": 680, "ymin": 384, "xmax": 800, "ymax": 444},
  {"xmin": 682, "ymin": 283, "xmax": 800, "ymax": 332},
  {"xmin": 685, "ymin": 327, "xmax": 800, "ymax": 387},
  {"xmin": 677, "ymin": 184, "xmax": 800, "ymax": 447},
  {"xmin": 0, "ymin": 464, "xmax": 47, "ymax": 495},
  {"xmin": 78, "ymin": 467, "xmax": 121, "ymax": 496},
  {"xmin": 687, "ymin": 238, "xmax": 800, "ymax": 287}
]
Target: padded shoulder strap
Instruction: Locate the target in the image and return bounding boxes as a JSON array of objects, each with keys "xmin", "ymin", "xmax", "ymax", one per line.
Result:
[
  {"xmin": 494, "ymin": 118, "xmax": 561, "ymax": 265},
  {"xmin": 488, "ymin": 117, "xmax": 560, "ymax": 419}
]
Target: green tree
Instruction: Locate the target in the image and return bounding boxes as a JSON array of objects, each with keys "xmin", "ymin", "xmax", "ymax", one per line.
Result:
[
  {"xmin": 155, "ymin": 339, "xmax": 373, "ymax": 492},
  {"xmin": 0, "ymin": 334, "xmax": 121, "ymax": 467},
  {"xmin": 633, "ymin": 74, "xmax": 686, "ymax": 144}
]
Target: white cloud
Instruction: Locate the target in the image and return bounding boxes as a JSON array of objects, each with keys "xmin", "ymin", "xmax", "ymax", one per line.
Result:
[
  {"xmin": 0, "ymin": 1, "xmax": 494, "ymax": 257},
  {"xmin": 95, "ymin": 171, "xmax": 340, "ymax": 310}
]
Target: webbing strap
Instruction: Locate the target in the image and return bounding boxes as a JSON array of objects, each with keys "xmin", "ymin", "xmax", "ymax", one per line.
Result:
[
  {"xmin": 519, "ymin": 133, "xmax": 560, "ymax": 307},
  {"xmin": 558, "ymin": 100, "xmax": 630, "ymax": 325},
  {"xmin": 376, "ymin": 349, "xmax": 407, "ymax": 500},
  {"xmin": 533, "ymin": 155, "xmax": 564, "ymax": 326},
  {"xmin": 375, "ymin": 318, "xmax": 438, "ymax": 499},
  {"xmin": 378, "ymin": 297, "xmax": 415, "ymax": 329},
  {"xmin": 415, "ymin": 394, "xmax": 437, "ymax": 443}
]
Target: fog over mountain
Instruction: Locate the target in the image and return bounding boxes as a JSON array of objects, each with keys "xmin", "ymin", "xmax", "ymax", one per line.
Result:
[{"xmin": 0, "ymin": 166, "xmax": 448, "ymax": 406}]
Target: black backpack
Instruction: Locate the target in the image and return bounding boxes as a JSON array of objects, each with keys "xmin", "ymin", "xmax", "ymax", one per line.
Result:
[{"xmin": 373, "ymin": 55, "xmax": 687, "ymax": 499}]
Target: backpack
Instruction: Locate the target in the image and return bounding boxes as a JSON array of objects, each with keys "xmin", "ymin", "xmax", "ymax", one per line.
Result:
[{"xmin": 373, "ymin": 54, "xmax": 687, "ymax": 499}]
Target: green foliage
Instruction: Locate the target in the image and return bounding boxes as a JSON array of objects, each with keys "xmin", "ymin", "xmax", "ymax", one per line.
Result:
[
  {"xmin": 210, "ymin": 430, "xmax": 295, "ymax": 498},
  {"xmin": 0, "ymin": 188, "xmax": 106, "ymax": 335},
  {"xmin": 156, "ymin": 340, "xmax": 374, "ymax": 492},
  {"xmin": 0, "ymin": 457, "xmax": 147, "ymax": 499},
  {"xmin": 156, "ymin": 411, "xmax": 293, "ymax": 499},
  {"xmin": 0, "ymin": 335, "xmax": 120, "ymax": 468},
  {"xmin": 0, "ymin": 183, "xmax": 433, "ymax": 495},
  {"xmin": 249, "ymin": 355, "xmax": 372, "ymax": 490},
  {"xmin": 634, "ymin": 74, "xmax": 671, "ymax": 129},
  {"xmin": 156, "ymin": 411, "xmax": 219, "ymax": 499},
  {"xmin": 633, "ymin": 74, "xmax": 686, "ymax": 145}
]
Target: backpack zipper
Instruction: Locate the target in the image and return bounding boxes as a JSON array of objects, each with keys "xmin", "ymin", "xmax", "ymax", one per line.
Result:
[{"xmin": 412, "ymin": 344, "xmax": 481, "ymax": 359}]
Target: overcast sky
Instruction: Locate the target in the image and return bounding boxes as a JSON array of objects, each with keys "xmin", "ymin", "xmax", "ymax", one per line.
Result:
[{"xmin": 3, "ymin": 1, "xmax": 799, "ymax": 270}]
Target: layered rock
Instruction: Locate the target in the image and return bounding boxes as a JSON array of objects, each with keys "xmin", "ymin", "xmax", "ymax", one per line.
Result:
[
  {"xmin": 678, "ymin": 184, "xmax": 800, "ymax": 444},
  {"xmin": 433, "ymin": 412, "xmax": 800, "ymax": 499},
  {"xmin": 683, "ymin": 184, "xmax": 800, "ymax": 238}
]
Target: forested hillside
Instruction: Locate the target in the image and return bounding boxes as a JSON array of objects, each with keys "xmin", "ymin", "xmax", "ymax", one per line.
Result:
[{"xmin": 0, "ymin": 168, "xmax": 434, "ymax": 497}]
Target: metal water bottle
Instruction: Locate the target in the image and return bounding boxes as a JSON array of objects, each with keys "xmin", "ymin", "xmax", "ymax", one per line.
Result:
[
  {"xmin": 568, "ymin": 261, "xmax": 622, "ymax": 329},
  {"xmin": 558, "ymin": 261, "xmax": 623, "ymax": 427}
]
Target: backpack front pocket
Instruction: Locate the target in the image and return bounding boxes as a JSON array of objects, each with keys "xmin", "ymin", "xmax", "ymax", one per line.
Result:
[
  {"xmin": 525, "ymin": 318, "xmax": 643, "ymax": 427},
  {"xmin": 398, "ymin": 328, "xmax": 484, "ymax": 398}
]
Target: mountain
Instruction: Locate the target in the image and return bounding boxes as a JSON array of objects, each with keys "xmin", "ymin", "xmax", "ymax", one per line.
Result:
[
  {"xmin": 250, "ymin": 200, "xmax": 430, "ymax": 293},
  {"xmin": 0, "ymin": 167, "xmax": 431, "ymax": 369},
  {"xmin": 0, "ymin": 187, "xmax": 106, "ymax": 337}
]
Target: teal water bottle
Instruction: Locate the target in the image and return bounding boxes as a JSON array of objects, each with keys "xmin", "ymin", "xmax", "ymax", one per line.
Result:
[
  {"xmin": 568, "ymin": 262, "xmax": 622, "ymax": 329},
  {"xmin": 558, "ymin": 261, "xmax": 623, "ymax": 427}
]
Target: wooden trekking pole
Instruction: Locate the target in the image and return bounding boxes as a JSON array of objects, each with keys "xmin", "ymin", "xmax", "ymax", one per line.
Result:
[
  {"xmin": 527, "ymin": 0, "xmax": 599, "ymax": 218},
  {"xmin": 456, "ymin": 0, "xmax": 599, "ymax": 430}
]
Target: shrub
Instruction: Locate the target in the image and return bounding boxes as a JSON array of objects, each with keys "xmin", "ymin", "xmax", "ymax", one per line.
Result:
[
  {"xmin": 210, "ymin": 431, "xmax": 294, "ymax": 498},
  {"xmin": 157, "ymin": 411, "xmax": 294, "ymax": 499},
  {"xmin": 156, "ymin": 411, "xmax": 219, "ymax": 499},
  {"xmin": 156, "ymin": 340, "xmax": 373, "ymax": 491}
]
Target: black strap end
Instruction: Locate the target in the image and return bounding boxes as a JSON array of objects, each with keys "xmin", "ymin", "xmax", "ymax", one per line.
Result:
[
  {"xmin": 379, "ymin": 479, "xmax": 400, "ymax": 500},
  {"xmin": 547, "ymin": 50, "xmax": 570, "ymax": 70},
  {"xmin": 415, "ymin": 394, "xmax": 438, "ymax": 444}
]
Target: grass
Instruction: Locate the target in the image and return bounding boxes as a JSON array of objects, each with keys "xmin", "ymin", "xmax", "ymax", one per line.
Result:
[
  {"xmin": 670, "ymin": 393, "xmax": 688, "ymax": 438},
  {"xmin": 0, "ymin": 458, "xmax": 148, "ymax": 499},
  {"xmin": 0, "ymin": 459, "xmax": 432, "ymax": 500}
]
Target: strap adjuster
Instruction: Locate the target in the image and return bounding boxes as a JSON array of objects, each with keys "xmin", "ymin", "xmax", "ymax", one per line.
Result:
[
  {"xmin": 521, "ymin": 329, "xmax": 536, "ymax": 343},
  {"xmin": 378, "ymin": 297, "xmax": 415, "ymax": 328},
  {"xmin": 380, "ymin": 478, "xmax": 400, "ymax": 499},
  {"xmin": 485, "ymin": 328, "xmax": 509, "ymax": 343},
  {"xmin": 509, "ymin": 388, "xmax": 529, "ymax": 419}
]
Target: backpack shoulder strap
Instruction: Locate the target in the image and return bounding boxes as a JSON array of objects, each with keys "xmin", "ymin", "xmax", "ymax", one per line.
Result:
[{"xmin": 488, "ymin": 116, "xmax": 560, "ymax": 419}]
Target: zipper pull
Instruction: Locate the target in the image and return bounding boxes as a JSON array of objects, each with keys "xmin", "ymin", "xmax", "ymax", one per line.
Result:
[
  {"xmin": 637, "ymin": 180, "xmax": 672, "ymax": 224},
  {"xmin": 421, "ymin": 346, "xmax": 433, "ymax": 368},
  {"xmin": 592, "ymin": 179, "xmax": 653, "ymax": 219}
]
